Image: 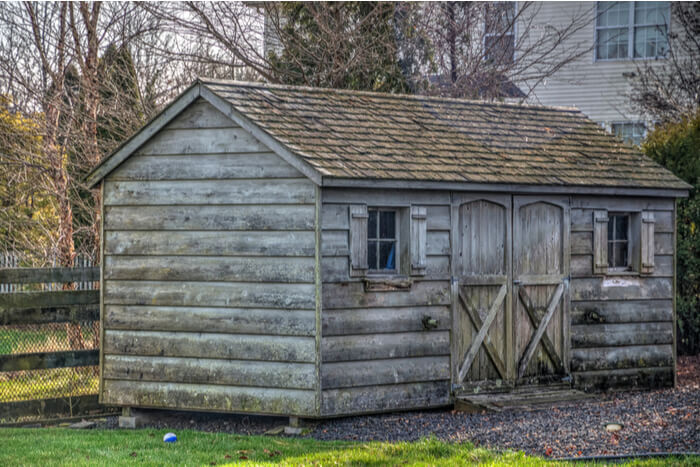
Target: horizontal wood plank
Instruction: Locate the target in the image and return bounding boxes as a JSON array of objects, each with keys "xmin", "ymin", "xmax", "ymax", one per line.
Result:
[
  {"xmin": 573, "ymin": 367, "xmax": 674, "ymax": 391},
  {"xmin": 571, "ymin": 209, "xmax": 674, "ymax": 233},
  {"xmin": 105, "ymin": 231, "xmax": 315, "ymax": 257},
  {"xmin": 105, "ymin": 305, "xmax": 315, "ymax": 336},
  {"xmin": 105, "ymin": 205, "xmax": 315, "ymax": 231},
  {"xmin": 321, "ymin": 381, "xmax": 450, "ymax": 416},
  {"xmin": 571, "ymin": 231, "xmax": 592, "ymax": 255},
  {"xmin": 321, "ymin": 204, "xmax": 450, "ymax": 231},
  {"xmin": 322, "ymin": 280, "xmax": 451, "ymax": 309},
  {"xmin": 570, "ymin": 344, "xmax": 673, "ymax": 372},
  {"xmin": 572, "ymin": 255, "xmax": 673, "ymax": 278},
  {"xmin": 571, "ymin": 322, "xmax": 673, "ymax": 348},
  {"xmin": 570, "ymin": 197, "xmax": 673, "ymax": 211},
  {"xmin": 571, "ymin": 277, "xmax": 672, "ymax": 301},
  {"xmin": 0, "ymin": 305, "xmax": 98, "ymax": 326},
  {"xmin": 0, "ymin": 350, "xmax": 97, "ymax": 372},
  {"xmin": 322, "ymin": 356, "xmax": 450, "ymax": 389},
  {"xmin": 135, "ymin": 127, "xmax": 267, "ymax": 155},
  {"xmin": 321, "ymin": 256, "xmax": 449, "ymax": 282},
  {"xmin": 571, "ymin": 299, "xmax": 673, "ymax": 324},
  {"xmin": 104, "ymin": 280, "xmax": 315, "ymax": 309},
  {"xmin": 322, "ymin": 189, "xmax": 451, "ymax": 206},
  {"xmin": 323, "ymin": 306, "xmax": 450, "ymax": 336},
  {"xmin": 104, "ymin": 330, "xmax": 316, "ymax": 363},
  {"xmin": 322, "ymin": 331, "xmax": 449, "ymax": 362},
  {"xmin": 0, "ymin": 267, "xmax": 99, "ymax": 284},
  {"xmin": 109, "ymin": 153, "xmax": 303, "ymax": 181},
  {"xmin": 165, "ymin": 99, "xmax": 235, "ymax": 129},
  {"xmin": 103, "ymin": 355, "xmax": 315, "ymax": 390},
  {"xmin": 104, "ymin": 179, "xmax": 315, "ymax": 206},
  {"xmin": 102, "ymin": 380, "xmax": 316, "ymax": 416},
  {"xmin": 0, "ymin": 290, "xmax": 98, "ymax": 309},
  {"xmin": 105, "ymin": 256, "xmax": 315, "ymax": 283}
]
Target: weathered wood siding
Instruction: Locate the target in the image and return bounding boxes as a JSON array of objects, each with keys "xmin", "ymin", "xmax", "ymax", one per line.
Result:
[
  {"xmin": 320, "ymin": 189, "xmax": 452, "ymax": 416},
  {"xmin": 569, "ymin": 196, "xmax": 675, "ymax": 391},
  {"xmin": 101, "ymin": 99, "xmax": 318, "ymax": 416}
]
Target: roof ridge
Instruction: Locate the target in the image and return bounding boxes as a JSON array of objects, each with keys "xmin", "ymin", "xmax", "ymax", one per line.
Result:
[{"xmin": 197, "ymin": 77, "xmax": 584, "ymax": 114}]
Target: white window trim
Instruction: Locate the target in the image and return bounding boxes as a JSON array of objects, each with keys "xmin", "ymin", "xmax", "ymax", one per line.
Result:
[
  {"xmin": 594, "ymin": 1, "xmax": 671, "ymax": 62},
  {"xmin": 367, "ymin": 207, "xmax": 401, "ymax": 275},
  {"xmin": 483, "ymin": 2, "xmax": 517, "ymax": 63},
  {"xmin": 610, "ymin": 121, "xmax": 647, "ymax": 145}
]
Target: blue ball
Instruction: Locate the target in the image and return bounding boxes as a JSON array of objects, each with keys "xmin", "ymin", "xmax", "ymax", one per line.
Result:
[{"xmin": 163, "ymin": 432, "xmax": 177, "ymax": 443}]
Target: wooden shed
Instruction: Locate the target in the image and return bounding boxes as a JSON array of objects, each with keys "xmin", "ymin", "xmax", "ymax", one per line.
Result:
[{"xmin": 86, "ymin": 79, "xmax": 690, "ymax": 418}]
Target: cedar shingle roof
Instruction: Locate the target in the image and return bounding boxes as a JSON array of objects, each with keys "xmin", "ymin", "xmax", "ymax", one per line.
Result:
[{"xmin": 201, "ymin": 79, "xmax": 688, "ymax": 190}]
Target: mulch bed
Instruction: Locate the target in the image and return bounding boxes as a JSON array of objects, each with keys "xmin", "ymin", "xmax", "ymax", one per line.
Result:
[{"xmin": 99, "ymin": 356, "xmax": 700, "ymax": 459}]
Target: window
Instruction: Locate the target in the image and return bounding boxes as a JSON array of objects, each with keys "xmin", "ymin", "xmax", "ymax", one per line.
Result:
[
  {"xmin": 595, "ymin": 2, "xmax": 669, "ymax": 60},
  {"xmin": 484, "ymin": 2, "xmax": 516, "ymax": 64},
  {"xmin": 367, "ymin": 209, "xmax": 398, "ymax": 272},
  {"xmin": 612, "ymin": 122, "xmax": 646, "ymax": 145},
  {"xmin": 608, "ymin": 214, "xmax": 630, "ymax": 269}
]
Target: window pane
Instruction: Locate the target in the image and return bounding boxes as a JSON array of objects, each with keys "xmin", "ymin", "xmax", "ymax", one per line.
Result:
[
  {"xmin": 485, "ymin": 33, "xmax": 515, "ymax": 64},
  {"xmin": 596, "ymin": 27, "xmax": 628, "ymax": 59},
  {"xmin": 379, "ymin": 211, "xmax": 395, "ymax": 239},
  {"xmin": 368, "ymin": 241, "xmax": 378, "ymax": 269},
  {"xmin": 634, "ymin": 25, "xmax": 668, "ymax": 58},
  {"xmin": 368, "ymin": 210, "xmax": 378, "ymax": 239},
  {"xmin": 634, "ymin": 1, "xmax": 668, "ymax": 25},
  {"xmin": 608, "ymin": 242, "xmax": 614, "ymax": 267},
  {"xmin": 608, "ymin": 217, "xmax": 615, "ymax": 241},
  {"xmin": 612, "ymin": 122, "xmax": 646, "ymax": 145},
  {"xmin": 597, "ymin": 2, "xmax": 629, "ymax": 27},
  {"xmin": 379, "ymin": 241, "xmax": 396, "ymax": 270},
  {"xmin": 615, "ymin": 215, "xmax": 628, "ymax": 240}
]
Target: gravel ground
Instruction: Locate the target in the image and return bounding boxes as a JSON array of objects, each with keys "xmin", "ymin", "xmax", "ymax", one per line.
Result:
[{"xmin": 101, "ymin": 356, "xmax": 700, "ymax": 459}]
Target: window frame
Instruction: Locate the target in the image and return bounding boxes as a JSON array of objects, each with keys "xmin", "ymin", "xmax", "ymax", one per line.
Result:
[
  {"xmin": 594, "ymin": 1, "xmax": 670, "ymax": 62},
  {"xmin": 366, "ymin": 207, "xmax": 400, "ymax": 275},
  {"xmin": 607, "ymin": 212, "xmax": 632, "ymax": 272},
  {"xmin": 611, "ymin": 121, "xmax": 647, "ymax": 146},
  {"xmin": 483, "ymin": 2, "xmax": 517, "ymax": 64}
]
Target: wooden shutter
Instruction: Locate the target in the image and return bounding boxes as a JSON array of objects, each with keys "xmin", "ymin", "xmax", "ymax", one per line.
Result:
[
  {"xmin": 593, "ymin": 210, "xmax": 608, "ymax": 275},
  {"xmin": 640, "ymin": 211, "xmax": 655, "ymax": 274},
  {"xmin": 410, "ymin": 206, "xmax": 427, "ymax": 275},
  {"xmin": 349, "ymin": 205, "xmax": 368, "ymax": 277}
]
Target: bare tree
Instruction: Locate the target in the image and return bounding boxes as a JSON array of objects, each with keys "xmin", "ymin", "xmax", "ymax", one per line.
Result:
[{"xmin": 628, "ymin": 2, "xmax": 700, "ymax": 122}]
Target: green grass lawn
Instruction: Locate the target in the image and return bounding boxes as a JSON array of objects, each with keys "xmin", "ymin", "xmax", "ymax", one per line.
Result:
[{"xmin": 0, "ymin": 428, "xmax": 697, "ymax": 466}]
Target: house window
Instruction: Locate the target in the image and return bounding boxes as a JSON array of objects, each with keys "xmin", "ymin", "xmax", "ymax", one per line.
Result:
[
  {"xmin": 608, "ymin": 214, "xmax": 630, "ymax": 269},
  {"xmin": 484, "ymin": 2, "xmax": 516, "ymax": 64},
  {"xmin": 595, "ymin": 2, "xmax": 669, "ymax": 60},
  {"xmin": 368, "ymin": 208, "xmax": 398, "ymax": 273},
  {"xmin": 612, "ymin": 122, "xmax": 646, "ymax": 146}
]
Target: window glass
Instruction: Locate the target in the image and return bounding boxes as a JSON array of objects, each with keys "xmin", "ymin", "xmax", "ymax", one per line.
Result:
[
  {"xmin": 484, "ymin": 2, "xmax": 515, "ymax": 64},
  {"xmin": 367, "ymin": 208, "xmax": 397, "ymax": 272},
  {"xmin": 607, "ymin": 214, "xmax": 630, "ymax": 269},
  {"xmin": 595, "ymin": 2, "xmax": 669, "ymax": 60},
  {"xmin": 612, "ymin": 122, "xmax": 646, "ymax": 146}
]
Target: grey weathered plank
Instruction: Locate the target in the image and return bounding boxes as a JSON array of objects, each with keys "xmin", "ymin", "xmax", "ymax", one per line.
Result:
[
  {"xmin": 0, "ymin": 349, "xmax": 98, "ymax": 372},
  {"xmin": 104, "ymin": 280, "xmax": 316, "ymax": 309},
  {"xmin": 322, "ymin": 356, "xmax": 450, "ymax": 389},
  {"xmin": 321, "ymin": 256, "xmax": 449, "ymax": 282},
  {"xmin": 427, "ymin": 231, "xmax": 450, "ymax": 255},
  {"xmin": 570, "ymin": 344, "xmax": 673, "ymax": 372},
  {"xmin": 109, "ymin": 153, "xmax": 303, "ymax": 181},
  {"xmin": 321, "ymin": 381, "xmax": 450, "ymax": 416},
  {"xmin": 0, "ymin": 290, "xmax": 98, "ymax": 309},
  {"xmin": 571, "ymin": 231, "xmax": 592, "ymax": 255},
  {"xmin": 102, "ymin": 380, "xmax": 316, "ymax": 415},
  {"xmin": 321, "ymin": 230, "xmax": 349, "ymax": 256},
  {"xmin": 103, "ymin": 355, "xmax": 316, "ymax": 390},
  {"xmin": 571, "ymin": 299, "xmax": 673, "ymax": 324},
  {"xmin": 573, "ymin": 366, "xmax": 674, "ymax": 391},
  {"xmin": 571, "ymin": 322, "xmax": 673, "ymax": 348},
  {"xmin": 321, "ymin": 331, "xmax": 449, "ymax": 362},
  {"xmin": 0, "ymin": 267, "xmax": 99, "ymax": 284},
  {"xmin": 322, "ymin": 280, "xmax": 451, "ymax": 309},
  {"xmin": 571, "ymin": 255, "xmax": 673, "ymax": 278},
  {"xmin": 322, "ymin": 189, "xmax": 450, "ymax": 206},
  {"xmin": 655, "ymin": 232, "xmax": 673, "ymax": 255},
  {"xmin": 570, "ymin": 197, "xmax": 674, "ymax": 211},
  {"xmin": 105, "ymin": 205, "xmax": 315, "ymax": 231},
  {"xmin": 410, "ymin": 206, "xmax": 428, "ymax": 275},
  {"xmin": 571, "ymin": 277, "xmax": 673, "ymax": 301},
  {"xmin": 135, "ymin": 127, "xmax": 267, "ymax": 155},
  {"xmin": 105, "ymin": 256, "xmax": 315, "ymax": 283},
  {"xmin": 571, "ymin": 208, "xmax": 674, "ymax": 233},
  {"xmin": 105, "ymin": 231, "xmax": 315, "ymax": 257},
  {"xmin": 105, "ymin": 305, "xmax": 315, "ymax": 337},
  {"xmin": 0, "ymin": 305, "xmax": 99, "ymax": 326},
  {"xmin": 104, "ymin": 330, "xmax": 316, "ymax": 363},
  {"xmin": 322, "ymin": 306, "xmax": 450, "ymax": 336},
  {"xmin": 165, "ymin": 98, "xmax": 236, "ymax": 129},
  {"xmin": 348, "ymin": 205, "xmax": 368, "ymax": 276},
  {"xmin": 104, "ymin": 179, "xmax": 315, "ymax": 206}
]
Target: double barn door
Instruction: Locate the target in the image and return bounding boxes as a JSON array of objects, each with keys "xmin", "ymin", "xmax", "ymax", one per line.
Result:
[{"xmin": 452, "ymin": 194, "xmax": 570, "ymax": 393}]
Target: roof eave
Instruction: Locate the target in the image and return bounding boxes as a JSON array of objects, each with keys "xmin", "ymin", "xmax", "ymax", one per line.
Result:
[{"xmin": 321, "ymin": 177, "xmax": 690, "ymax": 198}]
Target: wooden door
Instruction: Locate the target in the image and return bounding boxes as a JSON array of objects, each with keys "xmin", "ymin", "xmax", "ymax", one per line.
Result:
[
  {"xmin": 512, "ymin": 196, "xmax": 570, "ymax": 385},
  {"xmin": 452, "ymin": 194, "xmax": 513, "ymax": 391}
]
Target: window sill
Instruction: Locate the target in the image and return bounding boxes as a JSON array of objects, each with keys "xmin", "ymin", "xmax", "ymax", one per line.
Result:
[
  {"xmin": 605, "ymin": 270, "xmax": 640, "ymax": 277},
  {"xmin": 364, "ymin": 276, "xmax": 413, "ymax": 292}
]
